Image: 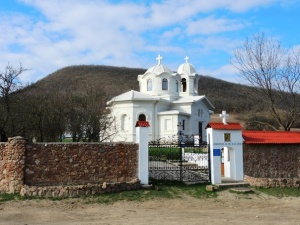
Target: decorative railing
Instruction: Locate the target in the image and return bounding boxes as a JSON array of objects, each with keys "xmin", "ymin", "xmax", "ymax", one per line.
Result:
[
  {"xmin": 148, "ymin": 136, "xmax": 210, "ymax": 182},
  {"xmin": 149, "ymin": 135, "xmax": 206, "ymax": 146}
]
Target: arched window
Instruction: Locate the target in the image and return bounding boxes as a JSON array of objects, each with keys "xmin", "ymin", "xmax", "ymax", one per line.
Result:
[
  {"xmin": 138, "ymin": 114, "xmax": 146, "ymax": 121},
  {"xmin": 162, "ymin": 78, "xmax": 168, "ymax": 90},
  {"xmin": 194, "ymin": 78, "xmax": 197, "ymax": 93},
  {"xmin": 176, "ymin": 80, "xmax": 179, "ymax": 92},
  {"xmin": 147, "ymin": 79, "xmax": 152, "ymax": 91},
  {"xmin": 181, "ymin": 78, "xmax": 186, "ymax": 92}
]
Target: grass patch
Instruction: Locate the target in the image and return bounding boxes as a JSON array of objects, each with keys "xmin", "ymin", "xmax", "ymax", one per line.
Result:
[
  {"xmin": 149, "ymin": 180, "xmax": 216, "ymax": 199},
  {"xmin": 61, "ymin": 138, "xmax": 73, "ymax": 142},
  {"xmin": 149, "ymin": 146, "xmax": 208, "ymax": 161},
  {"xmin": 0, "ymin": 193, "xmax": 19, "ymax": 203},
  {"xmin": 149, "ymin": 147, "xmax": 181, "ymax": 161},
  {"xmin": 3, "ymin": 183, "xmax": 298, "ymax": 205},
  {"xmin": 255, "ymin": 187, "xmax": 300, "ymax": 198},
  {"xmin": 83, "ymin": 180, "xmax": 216, "ymax": 204}
]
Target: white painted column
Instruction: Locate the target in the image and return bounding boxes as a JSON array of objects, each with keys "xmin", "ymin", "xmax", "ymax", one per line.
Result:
[
  {"xmin": 224, "ymin": 147, "xmax": 231, "ymax": 178},
  {"xmin": 136, "ymin": 122, "xmax": 149, "ymax": 185},
  {"xmin": 207, "ymin": 129, "xmax": 222, "ymax": 184},
  {"xmin": 210, "ymin": 148, "xmax": 222, "ymax": 184},
  {"xmin": 230, "ymin": 147, "xmax": 244, "ymax": 181}
]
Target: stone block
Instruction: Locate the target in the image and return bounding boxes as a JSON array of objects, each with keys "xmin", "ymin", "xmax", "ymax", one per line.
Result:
[{"xmin": 206, "ymin": 185, "xmax": 214, "ymax": 192}]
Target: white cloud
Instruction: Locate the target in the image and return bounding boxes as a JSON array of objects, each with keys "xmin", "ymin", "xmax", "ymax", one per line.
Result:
[
  {"xmin": 192, "ymin": 36, "xmax": 243, "ymax": 53},
  {"xmin": 0, "ymin": 0, "xmax": 151, "ymax": 82},
  {"xmin": 149, "ymin": 0, "xmax": 287, "ymax": 19},
  {"xmin": 0, "ymin": 0, "xmax": 297, "ymax": 83},
  {"xmin": 187, "ymin": 16, "xmax": 245, "ymax": 35},
  {"xmin": 199, "ymin": 64, "xmax": 246, "ymax": 84},
  {"xmin": 225, "ymin": 0, "xmax": 286, "ymax": 12},
  {"xmin": 161, "ymin": 28, "xmax": 182, "ymax": 41}
]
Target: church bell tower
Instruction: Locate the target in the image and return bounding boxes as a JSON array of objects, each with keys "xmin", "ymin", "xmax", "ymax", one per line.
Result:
[{"xmin": 177, "ymin": 56, "xmax": 200, "ymax": 97}]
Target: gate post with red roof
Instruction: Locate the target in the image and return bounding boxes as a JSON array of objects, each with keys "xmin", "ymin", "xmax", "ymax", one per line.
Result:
[
  {"xmin": 135, "ymin": 120, "xmax": 150, "ymax": 185},
  {"xmin": 206, "ymin": 111, "xmax": 244, "ymax": 184}
]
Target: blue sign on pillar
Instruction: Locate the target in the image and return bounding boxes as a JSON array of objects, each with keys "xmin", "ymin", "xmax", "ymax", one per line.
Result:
[{"xmin": 213, "ymin": 149, "xmax": 221, "ymax": 156}]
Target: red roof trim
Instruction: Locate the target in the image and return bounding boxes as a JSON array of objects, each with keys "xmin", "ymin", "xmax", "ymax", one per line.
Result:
[
  {"xmin": 243, "ymin": 131, "xmax": 300, "ymax": 144},
  {"xmin": 206, "ymin": 122, "xmax": 242, "ymax": 130},
  {"xmin": 135, "ymin": 121, "xmax": 150, "ymax": 127}
]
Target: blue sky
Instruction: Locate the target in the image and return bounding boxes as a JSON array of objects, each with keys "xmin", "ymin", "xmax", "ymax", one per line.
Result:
[{"xmin": 0, "ymin": 0, "xmax": 300, "ymax": 84}]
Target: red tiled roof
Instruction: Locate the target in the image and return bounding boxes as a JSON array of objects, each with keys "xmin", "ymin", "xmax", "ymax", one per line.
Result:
[
  {"xmin": 135, "ymin": 121, "xmax": 150, "ymax": 127},
  {"xmin": 206, "ymin": 122, "xmax": 242, "ymax": 130},
  {"xmin": 242, "ymin": 131, "xmax": 300, "ymax": 144}
]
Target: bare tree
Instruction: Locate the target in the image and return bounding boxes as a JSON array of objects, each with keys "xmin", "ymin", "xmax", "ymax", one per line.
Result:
[
  {"xmin": 82, "ymin": 85, "xmax": 108, "ymax": 142},
  {"xmin": 98, "ymin": 114, "xmax": 117, "ymax": 142},
  {"xmin": 65, "ymin": 93, "xmax": 86, "ymax": 142},
  {"xmin": 231, "ymin": 33, "xmax": 300, "ymax": 131},
  {"xmin": 0, "ymin": 63, "xmax": 26, "ymax": 140},
  {"xmin": 65, "ymin": 84, "xmax": 115, "ymax": 142}
]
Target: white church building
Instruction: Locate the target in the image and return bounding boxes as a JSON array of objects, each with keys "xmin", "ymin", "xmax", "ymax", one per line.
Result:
[{"xmin": 107, "ymin": 55, "xmax": 215, "ymax": 142}]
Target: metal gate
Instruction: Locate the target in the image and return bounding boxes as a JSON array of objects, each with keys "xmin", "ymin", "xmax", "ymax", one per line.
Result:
[{"xmin": 149, "ymin": 136, "xmax": 210, "ymax": 183}]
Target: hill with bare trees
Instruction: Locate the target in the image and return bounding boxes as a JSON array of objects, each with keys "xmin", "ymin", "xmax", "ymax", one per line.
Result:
[
  {"xmin": 33, "ymin": 65, "xmax": 259, "ymax": 113},
  {"xmin": 4, "ymin": 65, "xmax": 299, "ymax": 142}
]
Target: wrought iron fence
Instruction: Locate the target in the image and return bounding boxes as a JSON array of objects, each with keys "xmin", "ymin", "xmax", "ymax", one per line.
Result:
[{"xmin": 149, "ymin": 135, "xmax": 210, "ymax": 183}]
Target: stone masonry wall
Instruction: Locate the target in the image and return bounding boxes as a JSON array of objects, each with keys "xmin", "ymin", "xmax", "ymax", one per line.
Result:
[
  {"xmin": 0, "ymin": 137, "xmax": 140, "ymax": 196},
  {"xmin": 243, "ymin": 144, "xmax": 300, "ymax": 187},
  {"xmin": 25, "ymin": 142, "xmax": 138, "ymax": 186},
  {"xmin": 20, "ymin": 179, "xmax": 140, "ymax": 197},
  {"xmin": 0, "ymin": 137, "xmax": 26, "ymax": 193},
  {"xmin": 0, "ymin": 143, "xmax": 6, "ymax": 185},
  {"xmin": 0, "ymin": 142, "xmax": 7, "ymax": 191}
]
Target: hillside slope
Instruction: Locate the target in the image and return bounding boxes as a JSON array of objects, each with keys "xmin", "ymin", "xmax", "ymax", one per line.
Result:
[
  {"xmin": 31, "ymin": 65, "xmax": 144, "ymax": 98},
  {"xmin": 4, "ymin": 65, "xmax": 298, "ymax": 142},
  {"xmin": 28, "ymin": 65, "xmax": 261, "ymax": 114}
]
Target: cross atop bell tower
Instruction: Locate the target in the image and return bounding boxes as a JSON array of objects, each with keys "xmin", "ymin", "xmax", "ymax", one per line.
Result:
[
  {"xmin": 184, "ymin": 56, "xmax": 189, "ymax": 63},
  {"xmin": 156, "ymin": 54, "xmax": 162, "ymax": 65}
]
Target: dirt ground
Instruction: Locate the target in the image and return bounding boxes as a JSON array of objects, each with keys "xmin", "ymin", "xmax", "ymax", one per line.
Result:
[{"xmin": 0, "ymin": 190, "xmax": 299, "ymax": 225}]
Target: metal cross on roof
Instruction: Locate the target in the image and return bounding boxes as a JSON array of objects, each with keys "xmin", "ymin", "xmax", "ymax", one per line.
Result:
[
  {"xmin": 156, "ymin": 54, "xmax": 162, "ymax": 65},
  {"xmin": 219, "ymin": 110, "xmax": 229, "ymax": 125},
  {"xmin": 184, "ymin": 56, "xmax": 189, "ymax": 63},
  {"xmin": 177, "ymin": 122, "xmax": 183, "ymax": 135}
]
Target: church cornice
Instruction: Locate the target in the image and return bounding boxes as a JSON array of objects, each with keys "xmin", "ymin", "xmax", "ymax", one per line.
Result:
[
  {"xmin": 171, "ymin": 95, "xmax": 215, "ymax": 110},
  {"xmin": 157, "ymin": 110, "xmax": 191, "ymax": 116},
  {"xmin": 141, "ymin": 71, "xmax": 179, "ymax": 78},
  {"xmin": 107, "ymin": 90, "xmax": 160, "ymax": 105}
]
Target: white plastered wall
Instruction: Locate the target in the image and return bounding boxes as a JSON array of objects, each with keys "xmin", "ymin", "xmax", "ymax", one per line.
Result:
[
  {"xmin": 108, "ymin": 102, "xmax": 134, "ymax": 142},
  {"xmin": 171, "ymin": 101, "xmax": 210, "ymax": 141},
  {"xmin": 207, "ymin": 127, "xmax": 244, "ymax": 184},
  {"xmin": 158, "ymin": 115, "xmax": 179, "ymax": 138}
]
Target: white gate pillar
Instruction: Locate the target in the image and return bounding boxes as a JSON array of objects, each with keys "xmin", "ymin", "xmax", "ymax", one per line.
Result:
[
  {"xmin": 206, "ymin": 119, "xmax": 244, "ymax": 185},
  {"xmin": 207, "ymin": 130, "xmax": 222, "ymax": 184},
  {"xmin": 135, "ymin": 121, "xmax": 150, "ymax": 185}
]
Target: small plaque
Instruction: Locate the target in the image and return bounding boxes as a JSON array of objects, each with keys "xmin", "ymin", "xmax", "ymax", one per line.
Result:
[{"xmin": 213, "ymin": 149, "xmax": 221, "ymax": 156}]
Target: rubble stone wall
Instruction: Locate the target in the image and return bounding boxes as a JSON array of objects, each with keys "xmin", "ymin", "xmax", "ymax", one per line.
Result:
[
  {"xmin": 243, "ymin": 144, "xmax": 300, "ymax": 187},
  {"xmin": 0, "ymin": 137, "xmax": 140, "ymax": 196},
  {"xmin": 20, "ymin": 179, "xmax": 140, "ymax": 197},
  {"xmin": 0, "ymin": 143, "xmax": 6, "ymax": 187},
  {"xmin": 0, "ymin": 137, "xmax": 26, "ymax": 193}
]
